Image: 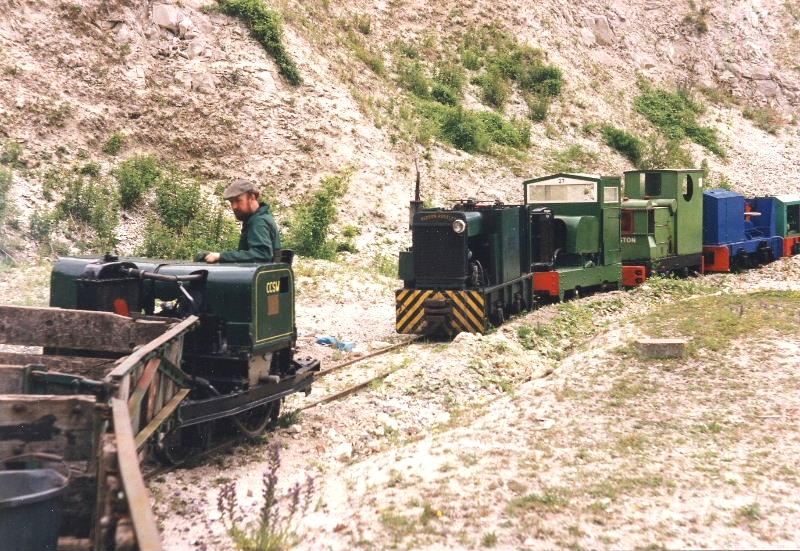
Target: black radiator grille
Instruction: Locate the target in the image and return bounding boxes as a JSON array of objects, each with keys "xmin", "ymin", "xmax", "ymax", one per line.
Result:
[{"xmin": 413, "ymin": 225, "xmax": 466, "ymax": 282}]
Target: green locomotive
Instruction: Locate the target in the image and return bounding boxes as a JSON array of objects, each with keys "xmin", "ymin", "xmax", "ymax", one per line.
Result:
[
  {"xmin": 619, "ymin": 169, "xmax": 704, "ymax": 285},
  {"xmin": 49, "ymin": 255, "xmax": 318, "ymax": 461},
  {"xmin": 396, "ymin": 173, "xmax": 623, "ymax": 335},
  {"xmin": 522, "ymin": 173, "xmax": 622, "ymax": 300}
]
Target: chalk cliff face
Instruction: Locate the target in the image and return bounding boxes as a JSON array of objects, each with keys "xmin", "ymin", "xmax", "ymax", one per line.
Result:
[{"xmin": 0, "ymin": 0, "xmax": 798, "ymax": 254}]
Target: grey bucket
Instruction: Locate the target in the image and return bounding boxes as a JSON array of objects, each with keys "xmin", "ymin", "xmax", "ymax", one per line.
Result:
[{"xmin": 0, "ymin": 468, "xmax": 69, "ymax": 551}]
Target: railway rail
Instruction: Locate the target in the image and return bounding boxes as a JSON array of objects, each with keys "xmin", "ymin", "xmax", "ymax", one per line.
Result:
[{"xmin": 143, "ymin": 335, "xmax": 422, "ymax": 480}]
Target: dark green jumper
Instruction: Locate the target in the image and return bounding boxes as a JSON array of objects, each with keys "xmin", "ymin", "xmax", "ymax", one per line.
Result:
[{"xmin": 220, "ymin": 203, "xmax": 281, "ymax": 263}]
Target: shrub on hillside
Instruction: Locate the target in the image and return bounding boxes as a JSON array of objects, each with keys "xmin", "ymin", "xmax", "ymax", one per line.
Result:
[
  {"xmin": 0, "ymin": 168, "xmax": 11, "ymax": 225},
  {"xmin": 116, "ymin": 154, "xmax": 162, "ymax": 209},
  {"xmin": 155, "ymin": 172, "xmax": 202, "ymax": 230},
  {"xmin": 54, "ymin": 174, "xmax": 120, "ymax": 251},
  {"xmin": 285, "ymin": 172, "xmax": 350, "ymax": 259},
  {"xmin": 634, "ymin": 81, "xmax": 724, "ymax": 156},
  {"xmin": 219, "ymin": 0, "xmax": 302, "ymax": 85},
  {"xmin": 601, "ymin": 126, "xmax": 644, "ymax": 166}
]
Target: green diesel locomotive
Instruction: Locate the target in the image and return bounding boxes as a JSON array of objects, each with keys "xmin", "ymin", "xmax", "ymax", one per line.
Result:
[{"xmin": 49, "ymin": 255, "xmax": 318, "ymax": 461}]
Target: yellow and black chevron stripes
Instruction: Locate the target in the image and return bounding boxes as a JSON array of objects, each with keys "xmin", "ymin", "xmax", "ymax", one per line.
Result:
[
  {"xmin": 395, "ymin": 289, "xmax": 486, "ymax": 334},
  {"xmin": 443, "ymin": 290, "xmax": 485, "ymax": 333}
]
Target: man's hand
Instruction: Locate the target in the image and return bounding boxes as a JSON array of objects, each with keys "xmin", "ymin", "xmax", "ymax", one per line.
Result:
[{"xmin": 204, "ymin": 252, "xmax": 221, "ymax": 264}]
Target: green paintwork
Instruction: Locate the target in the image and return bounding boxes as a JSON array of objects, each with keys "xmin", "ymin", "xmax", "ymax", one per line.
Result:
[
  {"xmin": 622, "ymin": 169, "xmax": 704, "ymax": 258},
  {"xmin": 560, "ymin": 216, "xmax": 599, "ymax": 253},
  {"xmin": 522, "ymin": 173, "xmax": 622, "ymax": 291},
  {"xmin": 774, "ymin": 194, "xmax": 800, "ymax": 237},
  {"xmin": 475, "ymin": 206, "xmax": 521, "ymax": 284},
  {"xmin": 620, "ymin": 202, "xmax": 672, "ymax": 262},
  {"xmin": 50, "ymin": 257, "xmax": 295, "ymax": 355},
  {"xmin": 554, "ymin": 265, "xmax": 621, "ymax": 298}
]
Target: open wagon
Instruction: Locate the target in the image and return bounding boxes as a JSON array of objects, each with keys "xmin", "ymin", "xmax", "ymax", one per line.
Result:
[{"xmin": 0, "ymin": 305, "xmax": 198, "ymax": 551}]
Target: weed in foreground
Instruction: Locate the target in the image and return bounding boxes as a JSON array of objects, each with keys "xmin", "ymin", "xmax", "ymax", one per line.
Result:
[{"xmin": 218, "ymin": 443, "xmax": 314, "ymax": 551}]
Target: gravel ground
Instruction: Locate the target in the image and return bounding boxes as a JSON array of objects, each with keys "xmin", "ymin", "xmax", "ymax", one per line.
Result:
[{"xmin": 1, "ymin": 255, "xmax": 799, "ymax": 550}]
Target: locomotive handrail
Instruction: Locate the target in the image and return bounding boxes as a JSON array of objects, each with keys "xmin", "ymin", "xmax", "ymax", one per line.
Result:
[{"xmin": 120, "ymin": 267, "xmax": 206, "ymax": 282}]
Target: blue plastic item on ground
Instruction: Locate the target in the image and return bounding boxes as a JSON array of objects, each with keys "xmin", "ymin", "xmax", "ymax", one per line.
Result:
[
  {"xmin": 336, "ymin": 341, "xmax": 355, "ymax": 352},
  {"xmin": 316, "ymin": 335, "xmax": 338, "ymax": 346}
]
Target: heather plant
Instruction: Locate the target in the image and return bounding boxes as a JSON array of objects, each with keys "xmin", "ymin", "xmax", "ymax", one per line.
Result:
[{"xmin": 217, "ymin": 443, "xmax": 314, "ymax": 551}]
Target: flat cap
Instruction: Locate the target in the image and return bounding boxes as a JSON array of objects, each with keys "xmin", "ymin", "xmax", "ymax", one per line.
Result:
[{"xmin": 223, "ymin": 178, "xmax": 259, "ymax": 200}]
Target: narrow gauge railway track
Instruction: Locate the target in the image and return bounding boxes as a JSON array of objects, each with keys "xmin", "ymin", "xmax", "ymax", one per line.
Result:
[{"xmin": 144, "ymin": 335, "xmax": 422, "ymax": 480}]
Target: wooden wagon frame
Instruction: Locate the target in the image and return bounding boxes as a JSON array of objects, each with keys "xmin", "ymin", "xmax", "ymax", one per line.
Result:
[{"xmin": 0, "ymin": 305, "xmax": 198, "ymax": 551}]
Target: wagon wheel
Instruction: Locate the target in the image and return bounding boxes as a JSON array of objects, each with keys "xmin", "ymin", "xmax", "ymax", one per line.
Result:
[
  {"xmin": 155, "ymin": 423, "xmax": 211, "ymax": 466},
  {"xmin": 491, "ymin": 305, "xmax": 505, "ymax": 327},
  {"xmin": 233, "ymin": 400, "xmax": 281, "ymax": 439}
]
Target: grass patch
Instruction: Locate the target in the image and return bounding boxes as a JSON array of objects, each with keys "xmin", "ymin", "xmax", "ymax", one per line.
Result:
[
  {"xmin": 481, "ymin": 532, "xmax": 498, "ymax": 547},
  {"xmin": 508, "ymin": 488, "xmax": 569, "ymax": 513},
  {"xmin": 545, "ymin": 144, "xmax": 599, "ymax": 173},
  {"xmin": 380, "ymin": 509, "xmax": 416, "ymax": 542},
  {"xmin": 0, "ymin": 168, "xmax": 11, "ymax": 227},
  {"xmin": 44, "ymin": 171, "xmax": 119, "ymax": 252},
  {"xmin": 635, "ymin": 291, "xmax": 800, "ymax": 356},
  {"xmin": 219, "ymin": 0, "xmax": 302, "ymax": 85},
  {"xmin": 743, "ymin": 105, "xmax": 782, "ymax": 135},
  {"xmin": 1, "ymin": 140, "xmax": 24, "ymax": 168},
  {"xmin": 735, "ymin": 502, "xmax": 762, "ymax": 522},
  {"xmin": 608, "ymin": 377, "xmax": 656, "ymax": 407},
  {"xmin": 586, "ymin": 474, "xmax": 672, "ymax": 500},
  {"xmin": 635, "ymin": 80, "xmax": 724, "ymax": 156},
  {"xmin": 416, "ymin": 101, "xmax": 530, "ymax": 153},
  {"xmin": 517, "ymin": 301, "xmax": 618, "ymax": 360},
  {"xmin": 683, "ymin": 0, "xmax": 710, "ymax": 34},
  {"xmin": 459, "ymin": 24, "xmax": 563, "ymax": 118},
  {"xmin": 342, "ymin": 26, "xmax": 384, "ymax": 75}
]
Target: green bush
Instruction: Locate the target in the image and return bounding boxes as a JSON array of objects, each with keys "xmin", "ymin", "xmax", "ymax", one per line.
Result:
[
  {"xmin": 525, "ymin": 94, "xmax": 549, "ymax": 122},
  {"xmin": 397, "ymin": 60, "xmax": 431, "ymax": 98},
  {"xmin": 475, "ymin": 68, "xmax": 510, "ymax": 109},
  {"xmin": 601, "ymin": 125, "xmax": 644, "ymax": 166},
  {"xmin": 433, "ymin": 61, "xmax": 466, "ymax": 95},
  {"xmin": 79, "ymin": 161, "xmax": 101, "ymax": 177},
  {"xmin": 0, "ymin": 168, "xmax": 11, "ymax": 224},
  {"xmin": 29, "ymin": 210, "xmax": 55, "ymax": 243},
  {"xmin": 416, "ymin": 101, "xmax": 530, "ymax": 154},
  {"xmin": 519, "ymin": 65, "xmax": 563, "ymax": 97},
  {"xmin": 285, "ymin": 172, "xmax": 350, "ymax": 259},
  {"xmin": 634, "ymin": 82, "xmax": 724, "ymax": 156},
  {"xmin": 1, "ymin": 141, "xmax": 23, "ymax": 168},
  {"xmin": 140, "ymin": 210, "xmax": 239, "ymax": 260},
  {"xmin": 439, "ymin": 106, "xmax": 490, "ymax": 153},
  {"xmin": 102, "ymin": 132, "xmax": 124, "ymax": 156},
  {"xmin": 545, "ymin": 145, "xmax": 599, "ymax": 173},
  {"xmin": 638, "ymin": 133, "xmax": 694, "ymax": 170},
  {"xmin": 155, "ymin": 172, "xmax": 202, "ymax": 230},
  {"xmin": 54, "ymin": 175, "xmax": 119, "ymax": 251},
  {"xmin": 476, "ymin": 111, "xmax": 530, "ymax": 149},
  {"xmin": 431, "ymin": 83, "xmax": 459, "ymax": 106},
  {"xmin": 219, "ymin": 0, "xmax": 302, "ymax": 85},
  {"xmin": 116, "ymin": 154, "xmax": 162, "ymax": 209}
]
